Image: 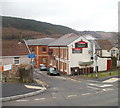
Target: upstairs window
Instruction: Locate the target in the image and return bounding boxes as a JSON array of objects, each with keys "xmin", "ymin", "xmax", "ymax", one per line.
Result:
[{"xmin": 42, "ymin": 47, "xmax": 46, "ymax": 52}]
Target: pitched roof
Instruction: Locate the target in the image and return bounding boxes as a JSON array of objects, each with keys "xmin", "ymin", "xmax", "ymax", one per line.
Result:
[
  {"xmin": 26, "ymin": 38, "xmax": 55, "ymax": 46},
  {"xmin": 48, "ymin": 33, "xmax": 80, "ymax": 46},
  {"xmin": 2, "ymin": 40, "xmax": 29, "ymax": 56},
  {"xmin": 95, "ymin": 40, "xmax": 113, "ymax": 50}
]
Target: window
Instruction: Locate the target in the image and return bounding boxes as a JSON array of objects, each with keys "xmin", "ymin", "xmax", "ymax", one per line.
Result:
[
  {"xmin": 42, "ymin": 57, "xmax": 47, "ymax": 63},
  {"xmin": 111, "ymin": 50, "xmax": 115, "ymax": 55},
  {"xmin": 42, "ymin": 47, "xmax": 46, "ymax": 52},
  {"xmin": 54, "ymin": 59, "xmax": 56, "ymax": 67},
  {"xmin": 14, "ymin": 57, "xmax": 20, "ymax": 64},
  {"xmin": 72, "ymin": 49, "xmax": 82, "ymax": 53}
]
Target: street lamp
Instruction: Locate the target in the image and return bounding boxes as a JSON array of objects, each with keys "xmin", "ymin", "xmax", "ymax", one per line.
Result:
[{"xmin": 94, "ymin": 53, "xmax": 98, "ymax": 78}]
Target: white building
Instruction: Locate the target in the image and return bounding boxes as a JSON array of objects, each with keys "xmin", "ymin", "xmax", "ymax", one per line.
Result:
[{"xmin": 48, "ymin": 33, "xmax": 117, "ymax": 75}]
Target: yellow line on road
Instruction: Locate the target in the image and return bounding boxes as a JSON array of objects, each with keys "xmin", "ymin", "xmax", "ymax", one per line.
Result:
[
  {"xmin": 35, "ymin": 79, "xmax": 49, "ymax": 87},
  {"xmin": 102, "ymin": 78, "xmax": 120, "ymax": 83},
  {"xmin": 24, "ymin": 85, "xmax": 44, "ymax": 90}
]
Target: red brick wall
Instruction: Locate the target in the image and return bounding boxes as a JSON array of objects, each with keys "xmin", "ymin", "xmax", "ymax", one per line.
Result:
[{"xmin": 28, "ymin": 45, "xmax": 49, "ymax": 68}]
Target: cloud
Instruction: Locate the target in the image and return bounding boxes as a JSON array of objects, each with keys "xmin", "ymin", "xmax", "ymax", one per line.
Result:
[{"xmin": 1, "ymin": 0, "xmax": 119, "ymax": 32}]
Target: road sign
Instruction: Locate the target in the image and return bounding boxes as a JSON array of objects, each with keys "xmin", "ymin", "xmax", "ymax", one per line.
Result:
[
  {"xmin": 28, "ymin": 53, "xmax": 36, "ymax": 58},
  {"xmin": 4, "ymin": 64, "xmax": 12, "ymax": 71},
  {"xmin": 0, "ymin": 64, "xmax": 12, "ymax": 72}
]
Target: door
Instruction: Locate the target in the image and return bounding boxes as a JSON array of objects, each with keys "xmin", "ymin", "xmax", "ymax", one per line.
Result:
[{"xmin": 107, "ymin": 60, "xmax": 111, "ymax": 70}]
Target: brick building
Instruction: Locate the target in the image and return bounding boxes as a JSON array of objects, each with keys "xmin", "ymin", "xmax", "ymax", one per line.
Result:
[{"xmin": 26, "ymin": 38, "xmax": 55, "ymax": 68}]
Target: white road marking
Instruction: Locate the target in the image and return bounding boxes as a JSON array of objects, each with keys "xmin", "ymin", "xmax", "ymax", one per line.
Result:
[
  {"xmin": 87, "ymin": 86, "xmax": 99, "ymax": 90},
  {"xmin": 88, "ymin": 83, "xmax": 113, "ymax": 88},
  {"xmin": 102, "ymin": 88, "xmax": 114, "ymax": 92},
  {"xmin": 99, "ymin": 84, "xmax": 113, "ymax": 87},
  {"xmin": 102, "ymin": 78, "xmax": 120, "ymax": 83},
  {"xmin": 67, "ymin": 95, "xmax": 77, "ymax": 98},
  {"xmin": 52, "ymin": 97, "xmax": 57, "ymax": 99},
  {"xmin": 34, "ymin": 98, "xmax": 46, "ymax": 101},
  {"xmin": 16, "ymin": 99, "xmax": 29, "ymax": 102},
  {"xmin": 52, "ymin": 87, "xmax": 59, "ymax": 91},
  {"xmin": 24, "ymin": 85, "xmax": 44, "ymax": 90},
  {"xmin": 81, "ymin": 93, "xmax": 91, "ymax": 96}
]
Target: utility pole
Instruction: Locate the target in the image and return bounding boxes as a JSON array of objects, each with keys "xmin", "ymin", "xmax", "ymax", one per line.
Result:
[{"xmin": 95, "ymin": 54, "xmax": 98, "ymax": 78}]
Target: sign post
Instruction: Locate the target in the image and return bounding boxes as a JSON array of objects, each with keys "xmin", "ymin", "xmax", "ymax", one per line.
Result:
[{"xmin": 95, "ymin": 54, "xmax": 98, "ymax": 78}]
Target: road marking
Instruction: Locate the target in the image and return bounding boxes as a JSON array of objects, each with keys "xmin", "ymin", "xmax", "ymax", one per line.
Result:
[
  {"xmin": 88, "ymin": 83, "xmax": 113, "ymax": 88},
  {"xmin": 81, "ymin": 93, "xmax": 91, "ymax": 96},
  {"xmin": 16, "ymin": 99, "xmax": 29, "ymax": 102},
  {"xmin": 52, "ymin": 87, "xmax": 59, "ymax": 91},
  {"xmin": 102, "ymin": 88, "xmax": 114, "ymax": 92},
  {"xmin": 35, "ymin": 79, "xmax": 49, "ymax": 87},
  {"xmin": 99, "ymin": 84, "xmax": 113, "ymax": 87},
  {"xmin": 102, "ymin": 78, "xmax": 120, "ymax": 83},
  {"xmin": 67, "ymin": 95, "xmax": 77, "ymax": 98},
  {"xmin": 52, "ymin": 97, "xmax": 57, "ymax": 99},
  {"xmin": 34, "ymin": 98, "xmax": 46, "ymax": 101},
  {"xmin": 87, "ymin": 86, "xmax": 99, "ymax": 90},
  {"xmin": 24, "ymin": 85, "xmax": 44, "ymax": 90}
]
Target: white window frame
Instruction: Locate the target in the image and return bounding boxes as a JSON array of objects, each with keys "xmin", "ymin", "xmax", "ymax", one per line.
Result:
[
  {"xmin": 42, "ymin": 57, "xmax": 47, "ymax": 63},
  {"xmin": 13, "ymin": 57, "xmax": 20, "ymax": 65}
]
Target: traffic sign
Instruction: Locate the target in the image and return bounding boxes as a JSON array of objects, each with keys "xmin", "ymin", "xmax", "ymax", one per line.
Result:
[{"xmin": 28, "ymin": 53, "xmax": 36, "ymax": 58}]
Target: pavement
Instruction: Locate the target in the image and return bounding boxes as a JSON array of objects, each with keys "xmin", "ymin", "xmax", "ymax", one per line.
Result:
[{"xmin": 0, "ymin": 79, "xmax": 47, "ymax": 102}]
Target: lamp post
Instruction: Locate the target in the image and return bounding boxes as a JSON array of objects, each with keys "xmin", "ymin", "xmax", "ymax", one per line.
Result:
[{"xmin": 95, "ymin": 53, "xmax": 98, "ymax": 78}]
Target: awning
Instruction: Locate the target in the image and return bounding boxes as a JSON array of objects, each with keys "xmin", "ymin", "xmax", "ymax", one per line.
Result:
[{"xmin": 79, "ymin": 61, "xmax": 94, "ymax": 66}]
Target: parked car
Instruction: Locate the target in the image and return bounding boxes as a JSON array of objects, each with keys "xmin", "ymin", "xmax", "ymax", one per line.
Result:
[
  {"xmin": 40, "ymin": 64, "xmax": 47, "ymax": 71},
  {"xmin": 47, "ymin": 67, "xmax": 60, "ymax": 75}
]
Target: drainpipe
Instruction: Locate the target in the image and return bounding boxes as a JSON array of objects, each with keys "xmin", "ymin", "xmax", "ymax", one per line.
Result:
[{"xmin": 58, "ymin": 47, "xmax": 60, "ymax": 73}]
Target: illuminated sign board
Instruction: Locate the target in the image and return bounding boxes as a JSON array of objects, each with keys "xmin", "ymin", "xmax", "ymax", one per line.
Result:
[{"xmin": 75, "ymin": 41, "xmax": 88, "ymax": 48}]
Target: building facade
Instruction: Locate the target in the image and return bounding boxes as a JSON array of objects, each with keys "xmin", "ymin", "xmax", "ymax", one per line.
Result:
[
  {"xmin": 48, "ymin": 33, "xmax": 118, "ymax": 75},
  {"xmin": 27, "ymin": 38, "xmax": 55, "ymax": 68},
  {"xmin": 2, "ymin": 40, "xmax": 30, "ymax": 65}
]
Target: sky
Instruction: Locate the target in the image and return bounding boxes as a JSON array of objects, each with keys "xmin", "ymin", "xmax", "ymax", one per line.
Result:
[{"xmin": 1, "ymin": 0, "xmax": 119, "ymax": 32}]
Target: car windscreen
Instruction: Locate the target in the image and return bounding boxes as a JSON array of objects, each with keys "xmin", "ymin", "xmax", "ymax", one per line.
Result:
[{"xmin": 50, "ymin": 68, "xmax": 55, "ymax": 71}]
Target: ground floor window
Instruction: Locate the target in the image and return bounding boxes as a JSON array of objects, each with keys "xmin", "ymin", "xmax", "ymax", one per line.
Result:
[
  {"xmin": 42, "ymin": 57, "xmax": 47, "ymax": 63},
  {"xmin": 14, "ymin": 57, "xmax": 20, "ymax": 64}
]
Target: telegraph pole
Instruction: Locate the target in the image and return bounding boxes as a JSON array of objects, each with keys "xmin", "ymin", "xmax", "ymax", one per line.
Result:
[{"xmin": 95, "ymin": 54, "xmax": 98, "ymax": 78}]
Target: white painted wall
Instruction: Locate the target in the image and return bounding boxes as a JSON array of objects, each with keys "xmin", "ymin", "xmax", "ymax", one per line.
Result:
[
  {"xmin": 117, "ymin": 60, "xmax": 120, "ymax": 67},
  {"xmin": 102, "ymin": 50, "xmax": 111, "ymax": 57},
  {"xmin": 68, "ymin": 37, "xmax": 95, "ymax": 74},
  {"xmin": 2, "ymin": 55, "xmax": 30, "ymax": 65},
  {"xmin": 92, "ymin": 57, "xmax": 108, "ymax": 72},
  {"xmin": 110, "ymin": 47, "xmax": 119, "ymax": 59}
]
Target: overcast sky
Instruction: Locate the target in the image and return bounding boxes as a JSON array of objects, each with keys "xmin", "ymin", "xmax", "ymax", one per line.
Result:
[{"xmin": 1, "ymin": 0, "xmax": 119, "ymax": 32}]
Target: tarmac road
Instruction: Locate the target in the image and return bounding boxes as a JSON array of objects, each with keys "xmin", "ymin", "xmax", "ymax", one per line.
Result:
[{"xmin": 2, "ymin": 69, "xmax": 119, "ymax": 106}]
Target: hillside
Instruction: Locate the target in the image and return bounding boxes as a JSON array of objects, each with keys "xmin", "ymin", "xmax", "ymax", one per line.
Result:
[
  {"xmin": 78, "ymin": 31, "xmax": 118, "ymax": 47},
  {"xmin": 2, "ymin": 16, "xmax": 78, "ymax": 40}
]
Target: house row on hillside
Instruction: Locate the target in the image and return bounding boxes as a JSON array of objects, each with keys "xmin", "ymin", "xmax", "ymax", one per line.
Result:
[{"xmin": 2, "ymin": 33, "xmax": 120, "ymax": 75}]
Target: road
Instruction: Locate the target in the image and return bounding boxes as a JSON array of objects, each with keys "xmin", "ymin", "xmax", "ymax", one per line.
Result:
[{"xmin": 2, "ymin": 69, "xmax": 119, "ymax": 106}]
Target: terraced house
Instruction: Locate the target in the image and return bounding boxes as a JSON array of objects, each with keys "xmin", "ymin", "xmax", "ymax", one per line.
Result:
[
  {"xmin": 2, "ymin": 40, "xmax": 30, "ymax": 65},
  {"xmin": 48, "ymin": 33, "xmax": 119, "ymax": 75}
]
